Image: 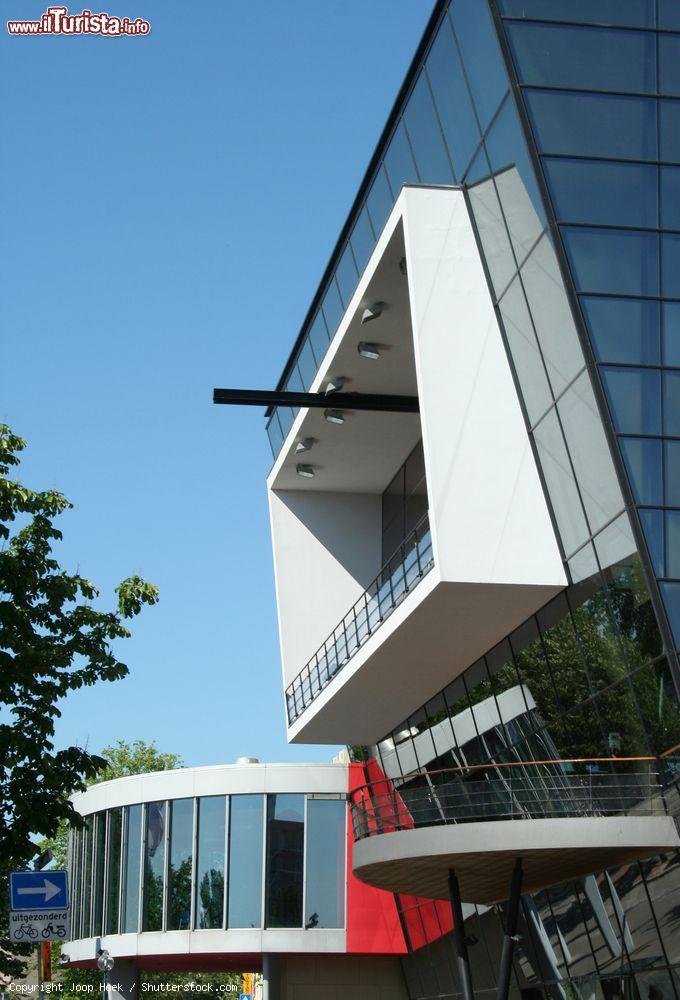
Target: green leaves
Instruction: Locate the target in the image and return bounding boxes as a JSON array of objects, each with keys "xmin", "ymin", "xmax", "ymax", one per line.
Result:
[{"xmin": 0, "ymin": 425, "xmax": 159, "ymax": 980}]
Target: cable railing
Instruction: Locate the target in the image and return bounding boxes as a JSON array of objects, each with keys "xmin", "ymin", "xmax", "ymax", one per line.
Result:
[
  {"xmin": 285, "ymin": 512, "xmax": 434, "ymax": 725},
  {"xmin": 349, "ymin": 757, "xmax": 674, "ymax": 841}
]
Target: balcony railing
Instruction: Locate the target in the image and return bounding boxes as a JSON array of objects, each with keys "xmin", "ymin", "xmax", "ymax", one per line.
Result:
[
  {"xmin": 349, "ymin": 758, "xmax": 672, "ymax": 841},
  {"xmin": 285, "ymin": 512, "xmax": 434, "ymax": 726}
]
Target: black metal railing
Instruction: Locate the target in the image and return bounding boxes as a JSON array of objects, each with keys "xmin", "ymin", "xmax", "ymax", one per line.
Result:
[
  {"xmin": 285, "ymin": 512, "xmax": 434, "ymax": 725},
  {"xmin": 349, "ymin": 758, "xmax": 670, "ymax": 841}
]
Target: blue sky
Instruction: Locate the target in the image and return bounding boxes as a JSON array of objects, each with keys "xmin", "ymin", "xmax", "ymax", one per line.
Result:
[{"xmin": 1, "ymin": 1, "xmax": 433, "ymax": 767}]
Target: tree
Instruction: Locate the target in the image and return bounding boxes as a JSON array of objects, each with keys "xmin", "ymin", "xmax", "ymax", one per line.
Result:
[{"xmin": 0, "ymin": 426, "xmax": 159, "ymax": 982}]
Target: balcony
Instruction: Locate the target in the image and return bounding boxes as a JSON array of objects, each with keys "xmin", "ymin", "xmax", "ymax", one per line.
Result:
[
  {"xmin": 349, "ymin": 758, "xmax": 680, "ymax": 905},
  {"xmin": 286, "ymin": 513, "xmax": 434, "ymax": 725}
]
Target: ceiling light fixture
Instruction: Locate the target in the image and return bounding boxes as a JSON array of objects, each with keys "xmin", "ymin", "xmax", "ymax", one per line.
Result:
[
  {"xmin": 324, "ymin": 409, "xmax": 345, "ymax": 425},
  {"xmin": 357, "ymin": 342, "xmax": 380, "ymax": 360},
  {"xmin": 324, "ymin": 376, "xmax": 346, "ymax": 395},
  {"xmin": 296, "ymin": 464, "xmax": 316, "ymax": 479},
  {"xmin": 295, "ymin": 438, "xmax": 315, "ymax": 454},
  {"xmin": 361, "ymin": 302, "xmax": 384, "ymax": 324}
]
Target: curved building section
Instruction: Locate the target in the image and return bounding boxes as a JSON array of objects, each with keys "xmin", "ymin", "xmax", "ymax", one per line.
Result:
[{"xmin": 65, "ymin": 761, "xmax": 408, "ymax": 975}]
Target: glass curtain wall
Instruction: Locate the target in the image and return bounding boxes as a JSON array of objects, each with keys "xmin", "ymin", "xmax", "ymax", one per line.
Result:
[{"xmin": 68, "ymin": 793, "xmax": 345, "ymax": 936}]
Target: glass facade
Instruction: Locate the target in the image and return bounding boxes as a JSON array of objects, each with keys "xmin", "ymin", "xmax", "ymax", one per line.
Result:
[
  {"xmin": 271, "ymin": 1, "xmax": 680, "ymax": 998},
  {"xmin": 67, "ymin": 792, "xmax": 345, "ymax": 936}
]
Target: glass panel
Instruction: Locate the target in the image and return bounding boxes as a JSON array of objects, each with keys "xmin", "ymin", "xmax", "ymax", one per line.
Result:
[
  {"xmin": 308, "ymin": 310, "xmax": 329, "ymax": 368},
  {"xmin": 142, "ymin": 801, "xmax": 166, "ymax": 932},
  {"xmin": 297, "ymin": 338, "xmax": 316, "ymax": 391},
  {"xmin": 450, "ymin": 0, "xmax": 508, "ymax": 132},
  {"xmin": 499, "ymin": 275, "xmax": 553, "ymax": 425},
  {"xmin": 265, "ymin": 793, "xmax": 304, "ymax": 928},
  {"xmin": 81, "ymin": 818, "xmax": 92, "ymax": 938},
  {"xmin": 581, "ymin": 296, "xmax": 660, "ymax": 365},
  {"xmin": 666, "ymin": 439, "xmax": 680, "ymax": 505},
  {"xmin": 498, "ymin": 0, "xmax": 655, "ymax": 26},
  {"xmin": 659, "ymin": 34, "xmax": 680, "ymax": 97},
  {"xmin": 384, "ymin": 120, "xmax": 419, "ymax": 193},
  {"xmin": 105, "ymin": 809, "xmax": 122, "ymax": 936},
  {"xmin": 485, "ymin": 96, "xmax": 545, "ymax": 263},
  {"xmin": 600, "ymin": 366, "xmax": 661, "ymax": 435},
  {"xmin": 122, "ymin": 804, "xmax": 142, "ymax": 933},
  {"xmin": 664, "ymin": 301, "xmax": 680, "ymax": 366},
  {"xmin": 167, "ymin": 798, "xmax": 193, "ymax": 931},
  {"xmin": 266, "ymin": 414, "xmax": 283, "ymax": 458},
  {"xmin": 195, "ymin": 795, "xmax": 225, "ymax": 930},
  {"xmin": 403, "ymin": 72, "xmax": 453, "ymax": 185},
  {"xmin": 640, "ymin": 508, "xmax": 664, "ymax": 576},
  {"xmin": 533, "ymin": 408, "xmax": 589, "ymax": 556},
  {"xmin": 557, "ymin": 371, "xmax": 624, "ymax": 534},
  {"xmin": 619, "ymin": 437, "xmax": 663, "ymax": 505},
  {"xmin": 304, "ymin": 799, "xmax": 345, "ymax": 929},
  {"xmin": 666, "ymin": 510, "xmax": 680, "ymax": 577},
  {"xmin": 660, "ymin": 580, "xmax": 680, "ymax": 642},
  {"xmin": 468, "ymin": 168, "xmax": 517, "ymax": 297},
  {"xmin": 92, "ymin": 813, "xmax": 106, "ymax": 937},
  {"xmin": 285, "ymin": 365, "xmax": 303, "ymax": 394},
  {"xmin": 544, "ymin": 159, "xmax": 658, "ymax": 229},
  {"xmin": 228, "ymin": 794, "xmax": 263, "ymax": 928},
  {"xmin": 425, "ymin": 15, "xmax": 480, "ymax": 181},
  {"xmin": 321, "ymin": 279, "xmax": 343, "ymax": 340},
  {"xmin": 366, "ymin": 165, "xmax": 393, "ymax": 238},
  {"xmin": 525, "ymin": 90, "xmax": 657, "ymax": 161},
  {"xmin": 520, "ymin": 233, "xmax": 585, "ymax": 395},
  {"xmin": 350, "ymin": 206, "xmax": 376, "ymax": 275},
  {"xmin": 335, "ymin": 242, "xmax": 358, "ymax": 310},
  {"xmin": 562, "ymin": 227, "xmax": 659, "ymax": 297},
  {"xmin": 662, "ymin": 233, "xmax": 680, "ymax": 297},
  {"xmin": 664, "ymin": 369, "xmax": 680, "ymax": 435},
  {"xmin": 659, "ymin": 0, "xmax": 680, "ymax": 30},
  {"xmin": 660, "ymin": 166, "xmax": 680, "ymax": 231},
  {"xmin": 660, "ymin": 99, "xmax": 680, "ymax": 163},
  {"xmin": 507, "ymin": 23, "xmax": 656, "ymax": 93}
]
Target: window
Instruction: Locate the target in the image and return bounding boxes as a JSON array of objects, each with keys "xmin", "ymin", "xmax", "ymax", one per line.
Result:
[
  {"xmin": 499, "ymin": 275, "xmax": 553, "ymax": 426},
  {"xmin": 507, "ymin": 23, "xmax": 656, "ymax": 93},
  {"xmin": 425, "ymin": 15, "xmax": 480, "ymax": 181},
  {"xmin": 92, "ymin": 813, "xmax": 106, "ymax": 937},
  {"xmin": 664, "ymin": 370, "xmax": 680, "ymax": 436},
  {"xmin": 666, "ymin": 440, "xmax": 680, "ymax": 505},
  {"xmin": 81, "ymin": 818, "xmax": 92, "ymax": 938},
  {"xmin": 265, "ymin": 793, "xmax": 304, "ymax": 928},
  {"xmin": 525, "ymin": 90, "xmax": 657, "ymax": 161},
  {"xmin": 366, "ymin": 165, "xmax": 393, "ymax": 238},
  {"xmin": 384, "ymin": 120, "xmax": 419, "ymax": 195},
  {"xmin": 659, "ymin": 35, "xmax": 680, "ymax": 97},
  {"xmin": 307, "ymin": 310, "xmax": 329, "ymax": 368},
  {"xmin": 659, "ymin": 0, "xmax": 680, "ymax": 30},
  {"xmin": 321, "ymin": 279, "xmax": 343, "ymax": 341},
  {"xmin": 662, "ymin": 234, "xmax": 680, "ymax": 298},
  {"xmin": 228, "ymin": 795, "xmax": 263, "ymax": 928},
  {"xmin": 600, "ymin": 366, "xmax": 661, "ymax": 435},
  {"xmin": 105, "ymin": 809, "xmax": 122, "ymax": 935},
  {"xmin": 335, "ymin": 242, "xmax": 358, "ymax": 310},
  {"xmin": 562, "ymin": 227, "xmax": 659, "ymax": 297},
  {"xmin": 404, "ymin": 72, "xmax": 453, "ymax": 185},
  {"xmin": 533, "ymin": 408, "xmax": 589, "ymax": 556},
  {"xmin": 450, "ymin": 0, "xmax": 508, "ymax": 132},
  {"xmin": 122, "ymin": 805, "xmax": 142, "ymax": 933},
  {"xmin": 195, "ymin": 796, "xmax": 226, "ymax": 929},
  {"xmin": 142, "ymin": 801, "xmax": 166, "ymax": 932},
  {"xmin": 660, "ymin": 100, "xmax": 680, "ymax": 163},
  {"xmin": 661, "ymin": 167, "xmax": 680, "ymax": 231},
  {"xmin": 544, "ymin": 159, "xmax": 658, "ymax": 229},
  {"xmin": 498, "ymin": 0, "xmax": 654, "ymax": 26},
  {"xmin": 167, "ymin": 799, "xmax": 193, "ymax": 931},
  {"xmin": 619, "ymin": 437, "xmax": 663, "ymax": 505},
  {"xmin": 581, "ymin": 297, "xmax": 660, "ymax": 365},
  {"xmin": 350, "ymin": 206, "xmax": 376, "ymax": 275},
  {"xmin": 381, "ymin": 440, "xmax": 427, "ymax": 563},
  {"xmin": 305, "ymin": 799, "xmax": 346, "ymax": 929}
]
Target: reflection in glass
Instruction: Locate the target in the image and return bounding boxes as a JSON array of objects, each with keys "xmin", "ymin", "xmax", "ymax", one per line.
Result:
[
  {"xmin": 106, "ymin": 809, "xmax": 122, "ymax": 935},
  {"xmin": 403, "ymin": 73, "xmax": 452, "ymax": 185},
  {"xmin": 498, "ymin": 0, "xmax": 654, "ymax": 26},
  {"xmin": 600, "ymin": 366, "xmax": 661, "ymax": 435},
  {"xmin": 581, "ymin": 297, "xmax": 660, "ymax": 366},
  {"xmin": 167, "ymin": 798, "xmax": 193, "ymax": 931},
  {"xmin": 305, "ymin": 799, "xmax": 345, "ymax": 929},
  {"xmin": 228, "ymin": 795, "xmax": 263, "ymax": 928},
  {"xmin": 533, "ymin": 408, "xmax": 589, "ymax": 556},
  {"xmin": 562, "ymin": 227, "xmax": 659, "ymax": 297},
  {"xmin": 265, "ymin": 794, "xmax": 304, "ymax": 928},
  {"xmin": 195, "ymin": 796, "xmax": 225, "ymax": 930},
  {"xmin": 450, "ymin": 0, "xmax": 507, "ymax": 132},
  {"xmin": 123, "ymin": 804, "xmax": 142, "ymax": 933},
  {"xmin": 425, "ymin": 14, "xmax": 479, "ymax": 181},
  {"xmin": 92, "ymin": 812, "xmax": 106, "ymax": 937},
  {"xmin": 544, "ymin": 159, "xmax": 658, "ymax": 230},
  {"xmin": 619, "ymin": 437, "xmax": 663, "ymax": 506},
  {"xmin": 384, "ymin": 120, "xmax": 419, "ymax": 195},
  {"xmin": 142, "ymin": 801, "xmax": 166, "ymax": 932},
  {"xmin": 499, "ymin": 275, "xmax": 552, "ymax": 426}
]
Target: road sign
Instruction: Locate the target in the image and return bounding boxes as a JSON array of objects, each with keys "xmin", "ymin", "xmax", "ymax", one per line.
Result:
[
  {"xmin": 9, "ymin": 871, "xmax": 69, "ymax": 911},
  {"xmin": 8, "ymin": 909, "xmax": 69, "ymax": 943}
]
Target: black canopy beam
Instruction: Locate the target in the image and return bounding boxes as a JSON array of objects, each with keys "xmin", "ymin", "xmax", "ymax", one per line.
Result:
[{"xmin": 213, "ymin": 388, "xmax": 419, "ymax": 413}]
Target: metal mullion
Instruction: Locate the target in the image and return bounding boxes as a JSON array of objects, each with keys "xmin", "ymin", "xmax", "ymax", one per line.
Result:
[
  {"xmin": 301, "ymin": 795, "xmax": 308, "ymax": 930},
  {"xmin": 260, "ymin": 795, "xmax": 267, "ymax": 929},
  {"xmin": 88, "ymin": 816, "xmax": 96, "ymax": 938},
  {"xmin": 138, "ymin": 803, "xmax": 145, "ymax": 933},
  {"xmin": 101, "ymin": 811, "xmax": 110, "ymax": 938},
  {"xmin": 190, "ymin": 797, "xmax": 198, "ymax": 931},
  {"xmin": 162, "ymin": 800, "xmax": 170, "ymax": 932},
  {"xmin": 499, "ymin": 14, "xmax": 665, "ymax": 34},
  {"xmin": 222, "ymin": 796, "xmax": 229, "ymax": 929}
]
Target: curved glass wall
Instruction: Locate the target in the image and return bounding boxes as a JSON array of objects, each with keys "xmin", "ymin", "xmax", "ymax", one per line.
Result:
[{"xmin": 67, "ymin": 792, "xmax": 346, "ymax": 936}]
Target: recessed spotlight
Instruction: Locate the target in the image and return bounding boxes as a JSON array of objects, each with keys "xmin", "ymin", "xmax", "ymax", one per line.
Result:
[
  {"xmin": 324, "ymin": 409, "xmax": 345, "ymax": 425},
  {"xmin": 361, "ymin": 302, "xmax": 384, "ymax": 324},
  {"xmin": 295, "ymin": 438, "xmax": 315, "ymax": 454},
  {"xmin": 324, "ymin": 377, "xmax": 346, "ymax": 395},
  {"xmin": 357, "ymin": 342, "xmax": 380, "ymax": 360},
  {"xmin": 296, "ymin": 464, "xmax": 315, "ymax": 478}
]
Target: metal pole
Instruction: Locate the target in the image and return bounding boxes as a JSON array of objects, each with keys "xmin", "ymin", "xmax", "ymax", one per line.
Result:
[
  {"xmin": 36, "ymin": 944, "xmax": 42, "ymax": 1000},
  {"xmin": 448, "ymin": 869, "xmax": 474, "ymax": 1000},
  {"xmin": 496, "ymin": 858, "xmax": 523, "ymax": 1000}
]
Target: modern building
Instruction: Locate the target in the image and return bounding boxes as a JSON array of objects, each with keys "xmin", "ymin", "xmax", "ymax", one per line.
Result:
[{"xmin": 69, "ymin": 4, "xmax": 680, "ymax": 1000}]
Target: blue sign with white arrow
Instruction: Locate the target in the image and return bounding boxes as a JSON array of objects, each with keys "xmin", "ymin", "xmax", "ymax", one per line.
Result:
[{"xmin": 9, "ymin": 871, "xmax": 69, "ymax": 911}]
